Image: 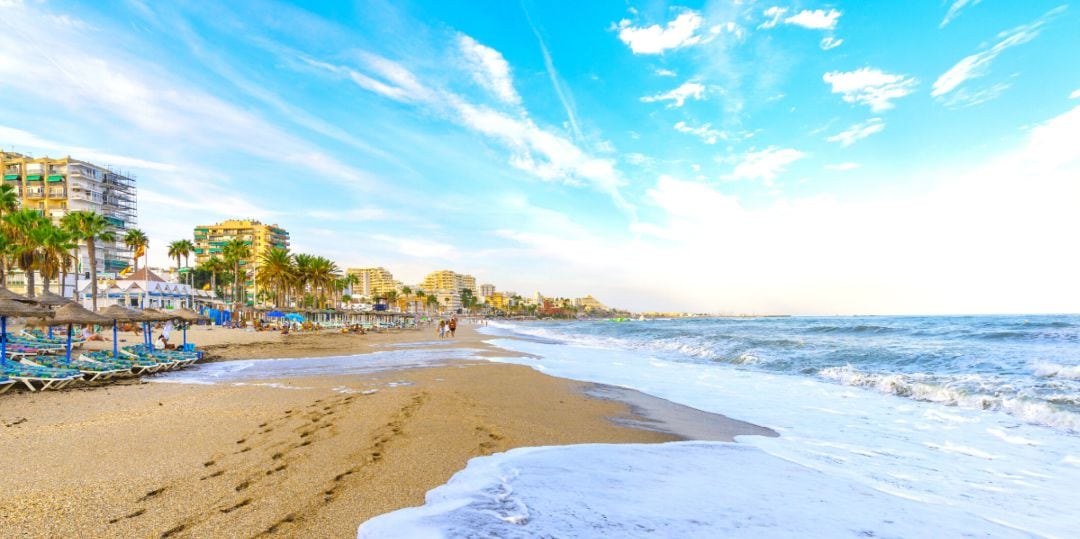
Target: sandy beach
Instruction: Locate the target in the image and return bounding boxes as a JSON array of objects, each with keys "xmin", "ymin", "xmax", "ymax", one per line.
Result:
[{"xmin": 0, "ymin": 324, "xmax": 772, "ymax": 538}]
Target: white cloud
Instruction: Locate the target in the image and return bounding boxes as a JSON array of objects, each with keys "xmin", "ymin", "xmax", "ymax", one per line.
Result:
[
  {"xmin": 641, "ymin": 81, "xmax": 706, "ymax": 108},
  {"xmin": 759, "ymin": 7, "xmax": 788, "ymax": 29},
  {"xmin": 826, "ymin": 118, "xmax": 885, "ymax": 147},
  {"xmin": 617, "ymin": 11, "xmax": 705, "ymax": 54},
  {"xmin": 1071, "ymin": 89, "xmax": 1080, "ymax": 100},
  {"xmin": 932, "ymin": 7, "xmax": 1063, "ymax": 104},
  {"xmin": 820, "ymin": 37, "xmax": 843, "ymax": 50},
  {"xmin": 761, "ymin": 7, "xmax": 841, "ymax": 31},
  {"xmin": 941, "ymin": 0, "xmax": 982, "ymax": 28},
  {"xmin": 458, "ymin": 34, "xmax": 521, "ymax": 106},
  {"xmin": 674, "ymin": 121, "xmax": 721, "ymax": 144},
  {"xmin": 625, "ymin": 153, "xmax": 652, "ymax": 166},
  {"xmin": 825, "ymin": 162, "xmax": 861, "ymax": 171},
  {"xmin": 823, "ymin": 68, "xmax": 917, "ymax": 112},
  {"xmin": 785, "ymin": 9, "xmax": 842, "ymax": 30},
  {"xmin": 727, "ymin": 147, "xmax": 807, "ymax": 185},
  {"xmin": 371, "ymin": 234, "xmax": 460, "ymax": 260},
  {"xmin": 655, "ymin": 68, "xmax": 677, "ymax": 77}
]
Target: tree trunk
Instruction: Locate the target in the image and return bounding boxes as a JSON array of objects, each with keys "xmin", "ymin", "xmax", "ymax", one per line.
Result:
[
  {"xmin": 88, "ymin": 240, "xmax": 99, "ymax": 310},
  {"xmin": 26, "ymin": 264, "xmax": 36, "ymax": 298}
]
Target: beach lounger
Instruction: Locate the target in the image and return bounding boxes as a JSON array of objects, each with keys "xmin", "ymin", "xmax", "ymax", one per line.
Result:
[
  {"xmin": 0, "ymin": 363, "xmax": 82, "ymax": 391},
  {"xmin": 19, "ymin": 329, "xmax": 86, "ymax": 347},
  {"xmin": 23, "ymin": 356, "xmax": 132, "ymax": 382},
  {"xmin": 80, "ymin": 352, "xmax": 161, "ymax": 375},
  {"xmin": 0, "ymin": 375, "xmax": 13, "ymax": 395}
]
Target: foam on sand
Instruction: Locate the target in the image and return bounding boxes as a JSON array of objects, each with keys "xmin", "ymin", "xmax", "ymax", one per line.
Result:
[{"xmin": 358, "ymin": 442, "xmax": 1030, "ymax": 538}]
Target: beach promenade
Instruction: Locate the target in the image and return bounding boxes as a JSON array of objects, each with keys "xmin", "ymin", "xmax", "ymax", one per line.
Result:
[{"xmin": 0, "ymin": 325, "xmax": 766, "ymax": 537}]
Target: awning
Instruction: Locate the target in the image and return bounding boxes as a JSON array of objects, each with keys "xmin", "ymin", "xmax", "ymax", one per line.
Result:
[
  {"xmin": 25, "ymin": 175, "xmax": 42, "ymax": 181},
  {"xmin": 47, "ymin": 175, "xmax": 65, "ymax": 182},
  {"xmin": 3, "ymin": 174, "xmax": 19, "ymax": 181}
]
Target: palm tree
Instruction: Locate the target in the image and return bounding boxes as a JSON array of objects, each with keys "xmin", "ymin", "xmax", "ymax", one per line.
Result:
[
  {"xmin": 37, "ymin": 225, "xmax": 76, "ymax": 294},
  {"xmin": 256, "ymin": 247, "xmax": 295, "ymax": 308},
  {"xmin": 61, "ymin": 211, "xmax": 116, "ymax": 310},
  {"xmin": 123, "ymin": 228, "xmax": 148, "ymax": 274},
  {"xmin": 167, "ymin": 240, "xmax": 185, "ymax": 272},
  {"xmin": 222, "ymin": 238, "xmax": 252, "ymax": 308},
  {"xmin": 0, "ymin": 184, "xmax": 19, "ymax": 286},
  {"xmin": 426, "ymin": 294, "xmax": 440, "ymax": 314},
  {"xmin": 415, "ymin": 290, "xmax": 426, "ymax": 314},
  {"xmin": 200, "ymin": 256, "xmax": 229, "ymax": 301},
  {"xmin": 4, "ymin": 209, "xmax": 50, "ymax": 297}
]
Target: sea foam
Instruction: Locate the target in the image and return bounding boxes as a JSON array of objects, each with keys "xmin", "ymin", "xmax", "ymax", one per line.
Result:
[{"xmin": 358, "ymin": 442, "xmax": 1031, "ymax": 538}]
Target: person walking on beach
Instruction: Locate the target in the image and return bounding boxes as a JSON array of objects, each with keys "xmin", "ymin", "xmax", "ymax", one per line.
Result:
[
  {"xmin": 438, "ymin": 319, "xmax": 446, "ymax": 338},
  {"xmin": 449, "ymin": 317, "xmax": 457, "ymax": 337}
]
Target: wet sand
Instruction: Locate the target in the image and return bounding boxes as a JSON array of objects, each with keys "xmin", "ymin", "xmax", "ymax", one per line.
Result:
[{"xmin": 0, "ymin": 324, "xmax": 772, "ymax": 538}]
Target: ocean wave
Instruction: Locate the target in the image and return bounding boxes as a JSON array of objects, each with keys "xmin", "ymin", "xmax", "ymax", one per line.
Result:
[
  {"xmin": 1033, "ymin": 362, "xmax": 1080, "ymax": 380},
  {"xmin": 818, "ymin": 365, "xmax": 1080, "ymax": 431},
  {"xmin": 805, "ymin": 324, "xmax": 900, "ymax": 334}
]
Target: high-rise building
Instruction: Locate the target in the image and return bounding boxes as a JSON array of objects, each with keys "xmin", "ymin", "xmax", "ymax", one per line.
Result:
[
  {"xmin": 1, "ymin": 151, "xmax": 137, "ymax": 295},
  {"xmin": 346, "ymin": 267, "xmax": 398, "ymax": 299},
  {"xmin": 420, "ymin": 270, "xmax": 479, "ymax": 313},
  {"xmin": 479, "ymin": 283, "xmax": 495, "ymax": 298},
  {"xmin": 192, "ymin": 219, "xmax": 289, "ymax": 304}
]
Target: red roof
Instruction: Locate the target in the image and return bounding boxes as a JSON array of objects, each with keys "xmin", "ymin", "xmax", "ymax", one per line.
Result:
[{"xmin": 124, "ymin": 268, "xmax": 167, "ymax": 282}]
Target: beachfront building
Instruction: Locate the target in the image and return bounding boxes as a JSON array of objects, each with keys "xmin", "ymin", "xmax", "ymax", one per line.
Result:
[
  {"xmin": 421, "ymin": 270, "xmax": 479, "ymax": 313},
  {"xmin": 77, "ymin": 268, "xmax": 214, "ymax": 310},
  {"xmin": 575, "ymin": 295, "xmax": 608, "ymax": 312},
  {"xmin": 479, "ymin": 283, "xmax": 495, "ymax": 298},
  {"xmin": 346, "ymin": 267, "xmax": 398, "ymax": 300},
  {"xmin": 1, "ymin": 151, "xmax": 137, "ymax": 297},
  {"xmin": 192, "ymin": 219, "xmax": 289, "ymax": 305}
]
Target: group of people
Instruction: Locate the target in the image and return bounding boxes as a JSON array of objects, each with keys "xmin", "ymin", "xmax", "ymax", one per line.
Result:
[{"xmin": 437, "ymin": 317, "xmax": 458, "ymax": 338}]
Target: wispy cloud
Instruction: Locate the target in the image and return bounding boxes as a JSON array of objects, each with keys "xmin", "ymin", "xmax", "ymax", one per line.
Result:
[
  {"xmin": 0, "ymin": 125, "xmax": 177, "ymax": 171},
  {"xmin": 826, "ymin": 118, "xmax": 886, "ymax": 147},
  {"xmin": 655, "ymin": 68, "xmax": 677, "ymax": 77},
  {"xmin": 941, "ymin": 0, "xmax": 982, "ymax": 28},
  {"xmin": 820, "ymin": 37, "xmax": 843, "ymax": 50},
  {"xmin": 458, "ymin": 34, "xmax": 522, "ymax": 106},
  {"xmin": 760, "ymin": 7, "xmax": 841, "ymax": 30},
  {"xmin": 616, "ymin": 11, "xmax": 705, "ymax": 55},
  {"xmin": 823, "ymin": 68, "xmax": 917, "ymax": 112},
  {"xmin": 673, "ymin": 121, "xmax": 721, "ymax": 144},
  {"xmin": 1071, "ymin": 88, "xmax": 1080, "ymax": 99},
  {"xmin": 785, "ymin": 9, "xmax": 842, "ymax": 30},
  {"xmin": 523, "ymin": 11, "xmax": 585, "ymax": 143},
  {"xmin": 641, "ymin": 81, "xmax": 706, "ymax": 108},
  {"xmin": 932, "ymin": 6, "xmax": 1066, "ymax": 106},
  {"xmin": 726, "ymin": 147, "xmax": 807, "ymax": 185}
]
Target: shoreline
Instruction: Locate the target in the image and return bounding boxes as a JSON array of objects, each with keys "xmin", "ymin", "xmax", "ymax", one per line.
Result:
[{"xmin": 0, "ymin": 324, "xmax": 773, "ymax": 537}]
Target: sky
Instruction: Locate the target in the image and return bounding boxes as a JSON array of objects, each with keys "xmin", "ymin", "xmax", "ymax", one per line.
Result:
[{"xmin": 1, "ymin": 0, "xmax": 1078, "ymax": 315}]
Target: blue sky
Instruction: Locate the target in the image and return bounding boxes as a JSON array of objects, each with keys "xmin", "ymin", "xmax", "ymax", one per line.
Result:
[{"xmin": 1, "ymin": 0, "xmax": 1078, "ymax": 314}]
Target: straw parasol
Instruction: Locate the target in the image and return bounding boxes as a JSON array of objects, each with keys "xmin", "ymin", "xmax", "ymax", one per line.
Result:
[
  {"xmin": 35, "ymin": 291, "xmax": 74, "ymax": 308},
  {"xmin": 0, "ymin": 299, "xmax": 53, "ymax": 365},
  {"xmin": 98, "ymin": 304, "xmax": 145, "ymax": 322},
  {"xmin": 98, "ymin": 305, "xmax": 146, "ymax": 359},
  {"xmin": 139, "ymin": 308, "xmax": 176, "ymax": 322},
  {"xmin": 37, "ymin": 303, "xmax": 111, "ymax": 362},
  {"xmin": 171, "ymin": 308, "xmax": 209, "ymax": 322},
  {"xmin": 170, "ymin": 308, "xmax": 209, "ymax": 347},
  {"xmin": 0, "ymin": 287, "xmax": 39, "ymax": 304},
  {"xmin": 0, "ymin": 298, "xmax": 51, "ymax": 318}
]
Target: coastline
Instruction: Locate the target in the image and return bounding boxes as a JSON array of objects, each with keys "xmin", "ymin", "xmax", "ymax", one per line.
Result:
[{"xmin": 0, "ymin": 324, "xmax": 771, "ymax": 537}]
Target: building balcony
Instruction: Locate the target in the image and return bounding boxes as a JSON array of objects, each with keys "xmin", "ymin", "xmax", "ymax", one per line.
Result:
[
  {"xmin": 47, "ymin": 189, "xmax": 66, "ymax": 199},
  {"xmin": 25, "ymin": 188, "xmax": 44, "ymax": 199}
]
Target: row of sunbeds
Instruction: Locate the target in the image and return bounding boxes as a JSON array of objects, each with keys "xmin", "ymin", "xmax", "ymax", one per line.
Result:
[{"xmin": 1, "ymin": 332, "xmax": 203, "ymax": 392}]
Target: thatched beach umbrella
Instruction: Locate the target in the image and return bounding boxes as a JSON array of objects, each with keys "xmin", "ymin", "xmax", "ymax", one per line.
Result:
[
  {"xmin": 0, "ymin": 287, "xmax": 39, "ymax": 304},
  {"xmin": 171, "ymin": 308, "xmax": 209, "ymax": 347},
  {"xmin": 138, "ymin": 309, "xmax": 179, "ymax": 348},
  {"xmin": 0, "ymin": 299, "xmax": 52, "ymax": 366},
  {"xmin": 46, "ymin": 303, "xmax": 112, "ymax": 362},
  {"xmin": 98, "ymin": 305, "xmax": 146, "ymax": 359},
  {"xmin": 34, "ymin": 291, "xmax": 73, "ymax": 338}
]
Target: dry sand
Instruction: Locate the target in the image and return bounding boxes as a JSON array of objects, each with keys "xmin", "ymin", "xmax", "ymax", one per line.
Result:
[{"xmin": 0, "ymin": 324, "xmax": 773, "ymax": 538}]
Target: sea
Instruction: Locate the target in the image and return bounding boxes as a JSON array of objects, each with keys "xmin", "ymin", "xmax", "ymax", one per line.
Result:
[{"xmin": 355, "ymin": 315, "xmax": 1080, "ymax": 538}]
